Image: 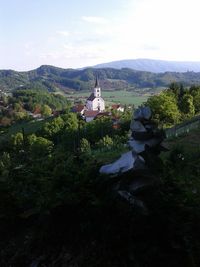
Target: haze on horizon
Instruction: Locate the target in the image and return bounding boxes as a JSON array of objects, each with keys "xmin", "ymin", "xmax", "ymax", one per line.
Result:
[{"xmin": 1, "ymin": 0, "xmax": 200, "ymax": 71}]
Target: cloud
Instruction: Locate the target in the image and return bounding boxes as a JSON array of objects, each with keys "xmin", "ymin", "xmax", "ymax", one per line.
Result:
[
  {"xmin": 82, "ymin": 16, "xmax": 108, "ymax": 24},
  {"xmin": 56, "ymin": 30, "xmax": 70, "ymax": 37}
]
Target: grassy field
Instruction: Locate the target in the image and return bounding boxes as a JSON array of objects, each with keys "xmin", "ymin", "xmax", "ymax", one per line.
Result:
[
  {"xmin": 160, "ymin": 127, "xmax": 200, "ymax": 170},
  {"xmin": 164, "ymin": 127, "xmax": 200, "ymax": 153},
  {"xmin": 0, "ymin": 119, "xmax": 49, "ymax": 142},
  {"xmin": 65, "ymin": 90, "xmax": 149, "ymax": 106}
]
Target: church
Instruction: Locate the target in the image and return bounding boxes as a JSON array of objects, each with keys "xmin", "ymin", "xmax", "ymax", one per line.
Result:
[{"xmin": 85, "ymin": 77, "xmax": 105, "ymax": 112}]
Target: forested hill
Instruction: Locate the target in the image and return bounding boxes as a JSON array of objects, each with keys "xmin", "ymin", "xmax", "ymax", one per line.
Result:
[{"xmin": 1, "ymin": 65, "xmax": 200, "ymax": 92}]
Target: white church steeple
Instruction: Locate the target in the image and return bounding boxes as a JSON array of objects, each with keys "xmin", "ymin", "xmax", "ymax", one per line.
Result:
[
  {"xmin": 93, "ymin": 76, "xmax": 101, "ymax": 97},
  {"xmin": 86, "ymin": 76, "xmax": 105, "ymax": 112}
]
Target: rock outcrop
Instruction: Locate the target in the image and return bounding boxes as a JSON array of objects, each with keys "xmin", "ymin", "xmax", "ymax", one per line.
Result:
[{"xmin": 100, "ymin": 106, "xmax": 166, "ymax": 212}]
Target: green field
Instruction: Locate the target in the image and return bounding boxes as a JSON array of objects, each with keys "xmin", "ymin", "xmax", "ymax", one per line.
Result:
[
  {"xmin": 0, "ymin": 119, "xmax": 50, "ymax": 142},
  {"xmin": 65, "ymin": 90, "xmax": 149, "ymax": 106}
]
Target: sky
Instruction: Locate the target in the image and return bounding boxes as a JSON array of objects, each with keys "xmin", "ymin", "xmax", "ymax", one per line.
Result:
[{"xmin": 1, "ymin": 0, "xmax": 200, "ymax": 71}]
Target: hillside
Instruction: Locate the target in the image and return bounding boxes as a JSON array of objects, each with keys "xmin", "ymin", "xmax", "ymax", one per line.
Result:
[
  {"xmin": 1, "ymin": 108, "xmax": 200, "ymax": 266},
  {"xmin": 1, "ymin": 65, "xmax": 200, "ymax": 93},
  {"xmin": 94, "ymin": 58, "xmax": 200, "ymax": 73}
]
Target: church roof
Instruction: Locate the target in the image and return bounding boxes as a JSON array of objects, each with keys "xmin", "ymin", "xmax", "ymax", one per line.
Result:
[
  {"xmin": 87, "ymin": 93, "xmax": 96, "ymax": 101},
  {"xmin": 95, "ymin": 76, "xmax": 99, "ymax": 88}
]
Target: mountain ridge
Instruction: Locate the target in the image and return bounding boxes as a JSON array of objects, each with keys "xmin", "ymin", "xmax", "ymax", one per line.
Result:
[
  {"xmin": 1, "ymin": 64, "xmax": 200, "ymax": 93},
  {"xmin": 93, "ymin": 58, "xmax": 200, "ymax": 73}
]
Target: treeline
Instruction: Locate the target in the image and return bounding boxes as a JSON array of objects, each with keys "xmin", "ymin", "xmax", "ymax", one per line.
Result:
[
  {"xmin": 2, "ymin": 65, "xmax": 200, "ymax": 92},
  {"xmin": 0, "ymin": 90, "xmax": 71, "ymax": 126},
  {"xmin": 12, "ymin": 89, "xmax": 71, "ymax": 111},
  {"xmin": 0, "ymin": 108, "xmax": 132, "ymax": 225},
  {"xmin": 146, "ymin": 83, "xmax": 200, "ymax": 126}
]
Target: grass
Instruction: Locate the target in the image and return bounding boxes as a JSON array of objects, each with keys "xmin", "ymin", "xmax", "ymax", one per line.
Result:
[
  {"xmin": 65, "ymin": 90, "xmax": 149, "ymax": 106},
  {"xmin": 92, "ymin": 145, "xmax": 129, "ymax": 164},
  {"xmin": 164, "ymin": 127, "xmax": 200, "ymax": 154},
  {"xmin": 0, "ymin": 118, "xmax": 50, "ymax": 141}
]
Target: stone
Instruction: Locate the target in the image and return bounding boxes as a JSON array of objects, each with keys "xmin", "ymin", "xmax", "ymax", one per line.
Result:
[
  {"xmin": 100, "ymin": 151, "xmax": 137, "ymax": 175},
  {"xmin": 130, "ymin": 120, "xmax": 147, "ymax": 132}
]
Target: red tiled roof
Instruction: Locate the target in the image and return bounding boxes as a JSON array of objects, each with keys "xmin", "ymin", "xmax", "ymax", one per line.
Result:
[
  {"xmin": 95, "ymin": 112, "xmax": 110, "ymax": 118},
  {"xmin": 84, "ymin": 110, "xmax": 99, "ymax": 117},
  {"xmin": 111, "ymin": 104, "xmax": 121, "ymax": 109},
  {"xmin": 72, "ymin": 105, "xmax": 85, "ymax": 112}
]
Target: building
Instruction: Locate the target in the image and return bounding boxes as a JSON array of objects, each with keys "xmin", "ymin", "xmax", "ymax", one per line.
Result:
[
  {"xmin": 71, "ymin": 104, "xmax": 85, "ymax": 115},
  {"xmin": 111, "ymin": 104, "xmax": 124, "ymax": 112},
  {"xmin": 84, "ymin": 110, "xmax": 100, "ymax": 122},
  {"xmin": 86, "ymin": 77, "xmax": 105, "ymax": 112}
]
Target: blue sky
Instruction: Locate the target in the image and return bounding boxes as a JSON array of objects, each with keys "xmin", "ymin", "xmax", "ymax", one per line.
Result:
[{"xmin": 1, "ymin": 0, "xmax": 200, "ymax": 70}]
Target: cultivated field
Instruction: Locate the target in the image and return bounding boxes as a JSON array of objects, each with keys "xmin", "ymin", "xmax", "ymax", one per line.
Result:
[{"xmin": 65, "ymin": 90, "xmax": 149, "ymax": 106}]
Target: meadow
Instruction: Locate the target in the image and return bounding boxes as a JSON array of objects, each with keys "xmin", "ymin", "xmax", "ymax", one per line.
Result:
[
  {"xmin": 65, "ymin": 90, "xmax": 149, "ymax": 106},
  {"xmin": 0, "ymin": 118, "xmax": 50, "ymax": 142}
]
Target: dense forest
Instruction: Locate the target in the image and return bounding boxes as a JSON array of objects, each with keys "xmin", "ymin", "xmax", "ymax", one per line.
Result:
[
  {"xmin": 0, "ymin": 83, "xmax": 200, "ymax": 266},
  {"xmin": 2, "ymin": 65, "xmax": 200, "ymax": 93}
]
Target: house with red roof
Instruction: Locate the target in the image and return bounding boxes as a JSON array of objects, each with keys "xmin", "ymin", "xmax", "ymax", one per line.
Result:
[
  {"xmin": 84, "ymin": 110, "xmax": 100, "ymax": 122},
  {"xmin": 111, "ymin": 104, "xmax": 124, "ymax": 112}
]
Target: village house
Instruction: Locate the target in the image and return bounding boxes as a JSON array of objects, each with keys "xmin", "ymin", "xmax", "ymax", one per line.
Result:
[
  {"xmin": 111, "ymin": 104, "xmax": 124, "ymax": 112},
  {"xmin": 84, "ymin": 110, "xmax": 100, "ymax": 122},
  {"xmin": 71, "ymin": 104, "xmax": 85, "ymax": 115}
]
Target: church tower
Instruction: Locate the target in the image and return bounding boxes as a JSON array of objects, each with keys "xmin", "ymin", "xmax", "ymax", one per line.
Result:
[
  {"xmin": 93, "ymin": 76, "xmax": 101, "ymax": 98},
  {"xmin": 86, "ymin": 76, "xmax": 105, "ymax": 112}
]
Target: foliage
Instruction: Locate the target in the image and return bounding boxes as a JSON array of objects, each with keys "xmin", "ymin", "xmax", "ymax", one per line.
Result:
[
  {"xmin": 11, "ymin": 132, "xmax": 24, "ymax": 147},
  {"xmin": 80, "ymin": 138, "xmax": 91, "ymax": 154},
  {"xmin": 146, "ymin": 91, "xmax": 181, "ymax": 126},
  {"xmin": 179, "ymin": 94, "xmax": 195, "ymax": 118},
  {"xmin": 40, "ymin": 104, "xmax": 52, "ymax": 117},
  {"xmin": 146, "ymin": 82, "xmax": 200, "ymax": 126},
  {"xmin": 2, "ymin": 65, "xmax": 200, "ymax": 93},
  {"xmin": 1, "ymin": 83, "xmax": 200, "ymax": 266},
  {"xmin": 96, "ymin": 135, "xmax": 114, "ymax": 150},
  {"xmin": 29, "ymin": 136, "xmax": 54, "ymax": 158},
  {"xmin": 42, "ymin": 116, "xmax": 65, "ymax": 139},
  {"xmin": 190, "ymin": 85, "xmax": 200, "ymax": 113},
  {"xmin": 12, "ymin": 89, "xmax": 71, "ymax": 111}
]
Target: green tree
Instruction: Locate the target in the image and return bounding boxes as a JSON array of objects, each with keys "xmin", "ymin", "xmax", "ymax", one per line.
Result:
[
  {"xmin": 168, "ymin": 82, "xmax": 181, "ymax": 99},
  {"xmin": 80, "ymin": 138, "xmax": 91, "ymax": 154},
  {"xmin": 29, "ymin": 136, "xmax": 53, "ymax": 158},
  {"xmin": 0, "ymin": 152, "xmax": 11, "ymax": 177},
  {"xmin": 62, "ymin": 112, "xmax": 79, "ymax": 130},
  {"xmin": 146, "ymin": 91, "xmax": 181, "ymax": 126},
  {"xmin": 13, "ymin": 102, "xmax": 23, "ymax": 112},
  {"xmin": 42, "ymin": 116, "xmax": 65, "ymax": 138},
  {"xmin": 97, "ymin": 135, "xmax": 114, "ymax": 150},
  {"xmin": 11, "ymin": 132, "xmax": 24, "ymax": 148},
  {"xmin": 179, "ymin": 94, "xmax": 195, "ymax": 118},
  {"xmin": 27, "ymin": 133, "xmax": 37, "ymax": 145},
  {"xmin": 190, "ymin": 86, "xmax": 200, "ymax": 113},
  {"xmin": 41, "ymin": 104, "xmax": 52, "ymax": 117},
  {"xmin": 14, "ymin": 111, "xmax": 27, "ymax": 121}
]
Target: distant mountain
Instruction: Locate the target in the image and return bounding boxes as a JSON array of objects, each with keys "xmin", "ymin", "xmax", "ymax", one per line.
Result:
[
  {"xmin": 1, "ymin": 65, "xmax": 200, "ymax": 93},
  {"xmin": 94, "ymin": 59, "xmax": 200, "ymax": 73}
]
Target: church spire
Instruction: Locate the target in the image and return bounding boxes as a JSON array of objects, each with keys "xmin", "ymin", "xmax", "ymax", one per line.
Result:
[{"xmin": 95, "ymin": 75, "xmax": 99, "ymax": 88}]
